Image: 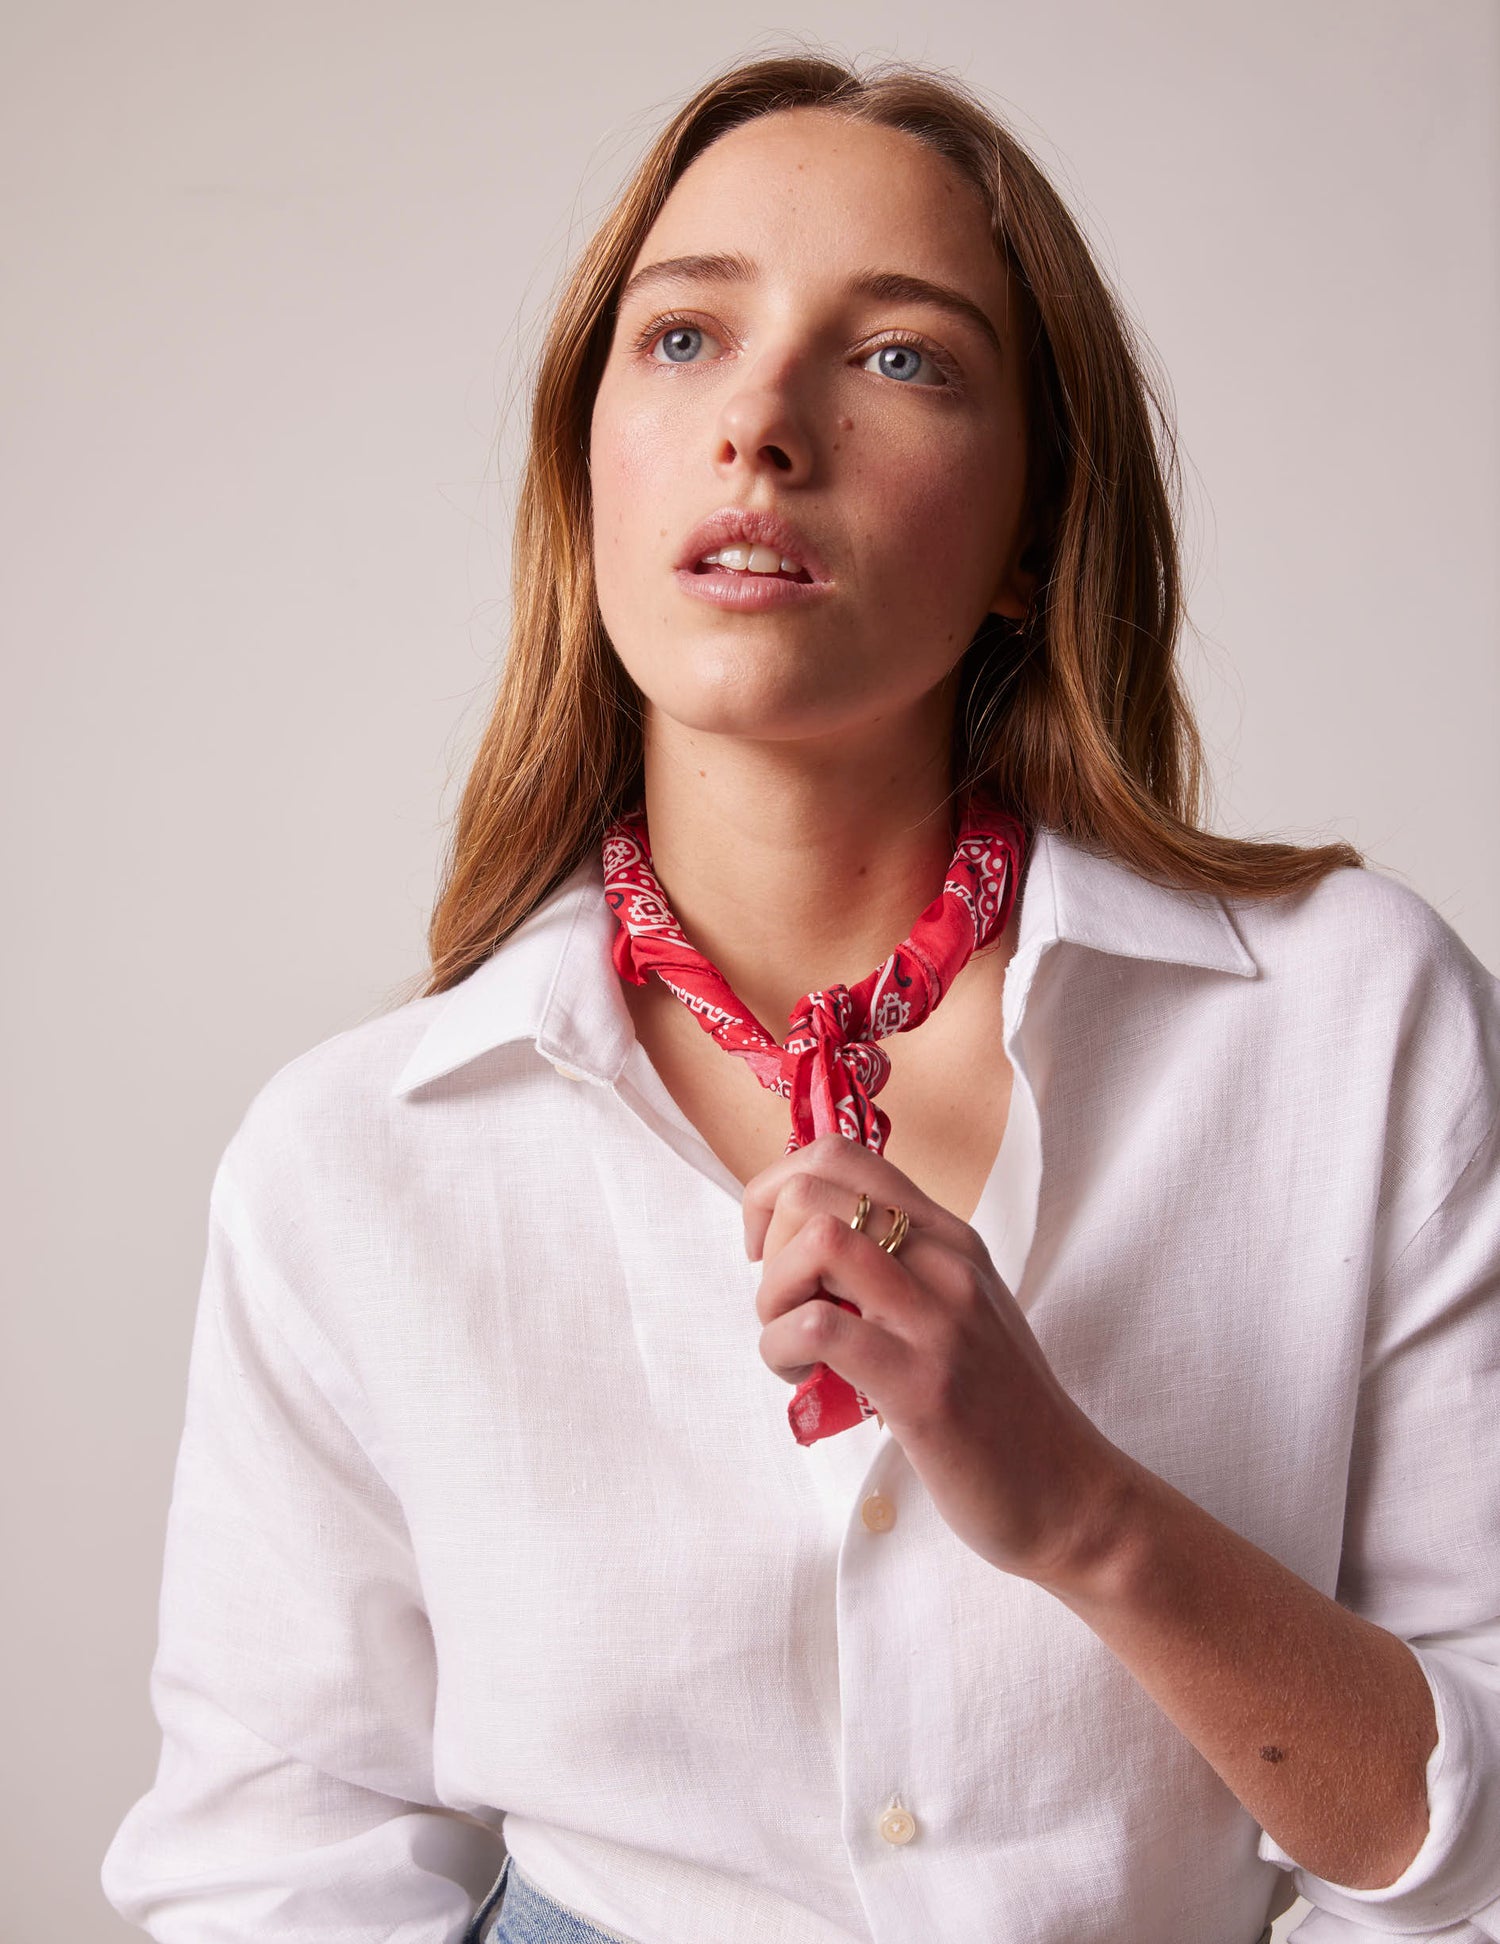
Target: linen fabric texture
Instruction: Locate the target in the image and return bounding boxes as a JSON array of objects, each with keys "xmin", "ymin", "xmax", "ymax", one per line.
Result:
[
  {"xmin": 100, "ymin": 831, "xmax": 1500, "ymax": 1943},
  {"xmin": 600, "ymin": 792, "xmax": 1024, "ymax": 1444}
]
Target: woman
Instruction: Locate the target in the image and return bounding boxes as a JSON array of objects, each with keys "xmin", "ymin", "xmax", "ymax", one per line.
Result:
[{"xmin": 102, "ymin": 51, "xmax": 1500, "ymax": 1944}]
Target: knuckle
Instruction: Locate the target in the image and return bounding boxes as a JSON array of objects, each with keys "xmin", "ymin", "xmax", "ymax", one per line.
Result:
[
  {"xmin": 932, "ymin": 1233, "xmax": 989, "ymax": 1302},
  {"xmin": 949, "ymin": 1256, "xmax": 987, "ymax": 1306},
  {"xmin": 781, "ymin": 1171, "xmax": 823, "ymax": 1217},
  {"xmin": 808, "ymin": 1209, "xmax": 847, "ymax": 1252},
  {"xmin": 963, "ymin": 1229, "xmax": 997, "ymax": 1277},
  {"xmin": 798, "ymin": 1299, "xmax": 840, "ymax": 1346}
]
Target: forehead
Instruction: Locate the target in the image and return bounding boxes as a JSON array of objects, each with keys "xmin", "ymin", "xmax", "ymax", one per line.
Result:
[{"xmin": 630, "ymin": 107, "xmax": 1005, "ymax": 302}]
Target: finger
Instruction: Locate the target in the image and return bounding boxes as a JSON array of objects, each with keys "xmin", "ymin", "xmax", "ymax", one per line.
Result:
[
  {"xmin": 759, "ymin": 1279, "xmax": 905, "ymax": 1401},
  {"xmin": 754, "ymin": 1198, "xmax": 992, "ymax": 1343},
  {"xmin": 742, "ymin": 1131, "xmax": 938, "ymax": 1263},
  {"xmin": 756, "ymin": 1165, "xmax": 917, "ymax": 1270},
  {"xmin": 754, "ymin": 1206, "xmax": 918, "ymax": 1332}
]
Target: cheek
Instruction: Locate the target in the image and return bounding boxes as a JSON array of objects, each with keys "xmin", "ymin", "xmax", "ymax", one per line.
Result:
[
  {"xmin": 589, "ymin": 395, "xmax": 685, "ymax": 626},
  {"xmin": 591, "ymin": 391, "xmax": 674, "ymax": 539},
  {"xmin": 597, "ymin": 400, "xmax": 665, "ymax": 496},
  {"xmin": 589, "ymin": 392, "xmax": 693, "ymax": 703},
  {"xmin": 862, "ymin": 436, "xmax": 1012, "ymax": 614}
]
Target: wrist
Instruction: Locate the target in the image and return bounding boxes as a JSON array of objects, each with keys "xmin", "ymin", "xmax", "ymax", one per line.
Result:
[{"xmin": 1033, "ymin": 1439, "xmax": 1164, "ymax": 1607}]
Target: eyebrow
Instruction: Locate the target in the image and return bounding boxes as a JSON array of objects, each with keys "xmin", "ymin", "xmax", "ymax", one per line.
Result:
[{"xmin": 616, "ymin": 250, "xmax": 1005, "ymax": 360}]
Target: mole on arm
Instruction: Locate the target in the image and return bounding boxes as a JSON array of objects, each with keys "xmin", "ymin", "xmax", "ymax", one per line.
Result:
[{"xmin": 1259, "ymin": 1745, "xmax": 1287, "ymax": 1764}]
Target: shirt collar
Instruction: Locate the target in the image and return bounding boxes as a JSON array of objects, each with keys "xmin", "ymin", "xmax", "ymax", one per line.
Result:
[
  {"xmin": 1013, "ymin": 827, "xmax": 1257, "ymax": 980},
  {"xmin": 390, "ymin": 827, "xmax": 1256, "ymax": 1098}
]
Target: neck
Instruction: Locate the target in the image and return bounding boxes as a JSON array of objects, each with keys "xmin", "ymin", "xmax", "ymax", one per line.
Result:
[{"xmin": 630, "ymin": 704, "xmax": 970, "ymax": 1034}]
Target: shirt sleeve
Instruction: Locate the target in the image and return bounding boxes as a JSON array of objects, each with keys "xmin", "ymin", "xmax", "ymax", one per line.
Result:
[
  {"xmin": 99, "ymin": 1153, "xmax": 506, "ymax": 1942},
  {"xmin": 1255, "ymin": 1095, "xmax": 1500, "ymax": 1941}
]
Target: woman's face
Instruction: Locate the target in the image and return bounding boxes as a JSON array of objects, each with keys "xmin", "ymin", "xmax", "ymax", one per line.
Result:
[{"xmin": 588, "ymin": 105, "xmax": 1034, "ymax": 752}]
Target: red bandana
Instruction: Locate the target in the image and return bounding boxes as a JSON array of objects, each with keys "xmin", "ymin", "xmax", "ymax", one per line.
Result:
[{"xmin": 601, "ymin": 794, "xmax": 1026, "ymax": 1446}]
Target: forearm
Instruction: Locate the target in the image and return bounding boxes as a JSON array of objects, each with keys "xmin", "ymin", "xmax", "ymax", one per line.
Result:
[{"xmin": 1042, "ymin": 1448, "xmax": 1439, "ymax": 1891}]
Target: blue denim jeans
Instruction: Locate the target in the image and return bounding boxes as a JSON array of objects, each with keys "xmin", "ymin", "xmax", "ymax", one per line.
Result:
[
  {"xmin": 463, "ymin": 1856, "xmax": 1277, "ymax": 1944},
  {"xmin": 463, "ymin": 1854, "xmax": 639, "ymax": 1944}
]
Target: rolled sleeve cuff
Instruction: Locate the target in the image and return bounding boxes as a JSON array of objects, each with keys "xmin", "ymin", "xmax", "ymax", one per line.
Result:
[{"xmin": 1257, "ymin": 1643, "xmax": 1500, "ymax": 1934}]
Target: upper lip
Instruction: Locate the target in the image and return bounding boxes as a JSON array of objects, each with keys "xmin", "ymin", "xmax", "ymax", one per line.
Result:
[{"xmin": 674, "ymin": 506, "xmax": 832, "ymax": 583}]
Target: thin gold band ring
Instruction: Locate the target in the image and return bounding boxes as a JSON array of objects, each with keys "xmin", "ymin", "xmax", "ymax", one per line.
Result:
[
  {"xmin": 876, "ymin": 1206, "xmax": 910, "ymax": 1255},
  {"xmin": 850, "ymin": 1193, "xmax": 909, "ymax": 1255}
]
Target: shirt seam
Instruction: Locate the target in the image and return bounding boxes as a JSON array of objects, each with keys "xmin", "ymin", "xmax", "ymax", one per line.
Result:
[{"xmin": 1365, "ymin": 1101, "xmax": 1500, "ymax": 1319}]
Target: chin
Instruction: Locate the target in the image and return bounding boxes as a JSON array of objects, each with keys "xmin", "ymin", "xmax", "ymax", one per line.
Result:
[
  {"xmin": 621, "ymin": 639, "xmax": 842, "ymax": 737},
  {"xmin": 643, "ymin": 677, "xmax": 864, "ymax": 745},
  {"xmin": 663, "ymin": 698, "xmax": 842, "ymax": 741}
]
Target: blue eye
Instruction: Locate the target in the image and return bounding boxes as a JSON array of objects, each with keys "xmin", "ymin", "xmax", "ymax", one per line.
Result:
[
  {"xmin": 651, "ymin": 323, "xmax": 714, "ymax": 364},
  {"xmin": 631, "ymin": 312, "xmax": 960, "ymax": 390},
  {"xmin": 862, "ymin": 341, "xmax": 943, "ymax": 385}
]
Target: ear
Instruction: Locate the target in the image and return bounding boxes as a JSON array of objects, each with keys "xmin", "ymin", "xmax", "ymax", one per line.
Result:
[
  {"xmin": 986, "ymin": 522, "xmax": 1040, "ymax": 622},
  {"xmin": 986, "ymin": 569, "xmax": 1038, "ymax": 623}
]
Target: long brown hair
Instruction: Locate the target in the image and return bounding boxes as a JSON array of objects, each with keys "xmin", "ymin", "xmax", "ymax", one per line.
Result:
[{"xmin": 419, "ymin": 49, "xmax": 1358, "ymax": 998}]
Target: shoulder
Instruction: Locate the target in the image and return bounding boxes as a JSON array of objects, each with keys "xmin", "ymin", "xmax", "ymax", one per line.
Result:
[
  {"xmin": 1226, "ymin": 861, "xmax": 1491, "ymax": 1004},
  {"xmin": 212, "ymin": 987, "xmax": 452, "ymax": 1222},
  {"xmin": 1227, "ymin": 861, "xmax": 1500, "ymax": 1155},
  {"xmin": 253, "ymin": 986, "xmax": 447, "ymax": 1119}
]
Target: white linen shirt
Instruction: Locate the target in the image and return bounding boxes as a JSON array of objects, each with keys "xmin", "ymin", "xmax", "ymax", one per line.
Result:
[{"xmin": 101, "ymin": 829, "xmax": 1500, "ymax": 1944}]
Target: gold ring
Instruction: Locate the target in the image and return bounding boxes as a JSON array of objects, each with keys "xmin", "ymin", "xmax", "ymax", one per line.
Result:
[
  {"xmin": 876, "ymin": 1206, "xmax": 910, "ymax": 1255},
  {"xmin": 850, "ymin": 1191, "xmax": 871, "ymax": 1233}
]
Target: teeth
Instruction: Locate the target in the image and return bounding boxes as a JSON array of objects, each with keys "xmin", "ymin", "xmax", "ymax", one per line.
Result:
[{"xmin": 698, "ymin": 543, "xmax": 804, "ymax": 576}]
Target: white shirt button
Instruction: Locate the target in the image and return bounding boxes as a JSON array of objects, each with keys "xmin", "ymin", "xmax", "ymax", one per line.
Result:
[
  {"xmin": 550, "ymin": 1062, "xmax": 587, "ymax": 1082},
  {"xmin": 860, "ymin": 1490, "xmax": 896, "ymax": 1533},
  {"xmin": 878, "ymin": 1801, "xmax": 917, "ymax": 1845}
]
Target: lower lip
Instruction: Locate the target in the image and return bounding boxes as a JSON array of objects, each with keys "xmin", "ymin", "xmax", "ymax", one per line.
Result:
[{"xmin": 673, "ymin": 566, "xmax": 833, "ymax": 611}]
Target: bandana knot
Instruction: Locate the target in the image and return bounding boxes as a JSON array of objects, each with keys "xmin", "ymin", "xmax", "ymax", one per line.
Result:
[
  {"xmin": 781, "ymin": 985, "xmax": 892, "ymax": 1151},
  {"xmin": 602, "ymin": 794, "xmax": 1026, "ymax": 1445}
]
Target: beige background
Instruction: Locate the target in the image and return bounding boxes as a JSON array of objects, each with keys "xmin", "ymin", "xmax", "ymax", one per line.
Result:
[{"xmin": 3, "ymin": 3, "xmax": 1496, "ymax": 1939}]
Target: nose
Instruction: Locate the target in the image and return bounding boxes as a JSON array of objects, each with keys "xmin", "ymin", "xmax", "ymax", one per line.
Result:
[{"xmin": 712, "ymin": 362, "xmax": 815, "ymax": 483}]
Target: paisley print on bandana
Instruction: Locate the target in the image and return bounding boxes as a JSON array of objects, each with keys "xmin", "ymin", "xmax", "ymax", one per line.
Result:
[{"xmin": 602, "ymin": 795, "xmax": 1026, "ymax": 1446}]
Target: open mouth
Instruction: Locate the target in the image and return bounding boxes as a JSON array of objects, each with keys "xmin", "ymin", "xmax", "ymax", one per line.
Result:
[
  {"xmin": 692, "ymin": 548, "xmax": 816, "ymax": 584},
  {"xmin": 692, "ymin": 560, "xmax": 815, "ymax": 583}
]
